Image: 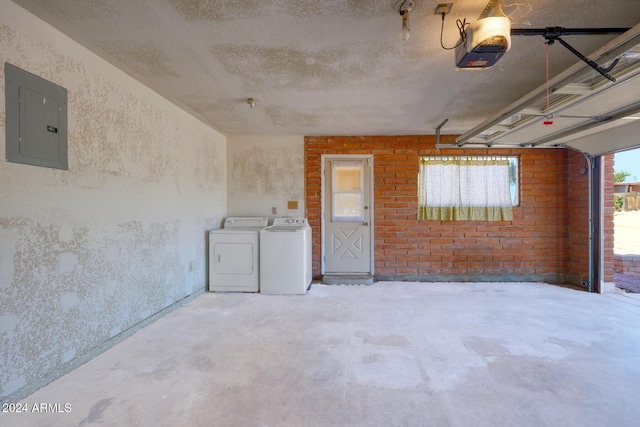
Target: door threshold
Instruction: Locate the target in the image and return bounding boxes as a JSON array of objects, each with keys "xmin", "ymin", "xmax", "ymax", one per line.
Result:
[{"xmin": 322, "ymin": 274, "xmax": 374, "ymax": 285}]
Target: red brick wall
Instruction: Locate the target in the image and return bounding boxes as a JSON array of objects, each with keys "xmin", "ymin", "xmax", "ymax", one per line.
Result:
[
  {"xmin": 304, "ymin": 136, "xmax": 600, "ymax": 283},
  {"xmin": 614, "ymin": 255, "xmax": 640, "ymax": 276},
  {"xmin": 567, "ymin": 150, "xmax": 589, "ymax": 282},
  {"xmin": 603, "ymin": 154, "xmax": 615, "ymax": 283}
]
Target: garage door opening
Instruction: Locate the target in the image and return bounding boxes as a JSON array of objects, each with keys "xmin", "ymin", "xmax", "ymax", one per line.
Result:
[{"xmin": 613, "ymin": 147, "xmax": 640, "ymax": 293}]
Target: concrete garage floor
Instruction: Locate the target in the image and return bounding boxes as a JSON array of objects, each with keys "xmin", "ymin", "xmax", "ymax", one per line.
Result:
[{"xmin": 6, "ymin": 282, "xmax": 640, "ymax": 427}]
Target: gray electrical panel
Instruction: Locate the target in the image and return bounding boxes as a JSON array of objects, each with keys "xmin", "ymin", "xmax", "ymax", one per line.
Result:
[{"xmin": 5, "ymin": 63, "xmax": 68, "ymax": 170}]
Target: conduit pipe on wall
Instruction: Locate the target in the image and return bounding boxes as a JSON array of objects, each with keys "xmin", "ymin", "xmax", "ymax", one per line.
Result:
[{"xmin": 434, "ymin": 118, "xmax": 449, "ymax": 149}]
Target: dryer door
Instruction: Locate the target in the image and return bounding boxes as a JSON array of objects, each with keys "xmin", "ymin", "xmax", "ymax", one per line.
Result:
[
  {"xmin": 214, "ymin": 243, "xmax": 253, "ymax": 275},
  {"xmin": 209, "ymin": 231, "xmax": 260, "ymax": 292}
]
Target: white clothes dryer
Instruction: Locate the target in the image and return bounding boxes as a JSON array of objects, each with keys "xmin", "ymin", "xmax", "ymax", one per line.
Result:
[
  {"xmin": 259, "ymin": 218, "xmax": 312, "ymax": 295},
  {"xmin": 208, "ymin": 217, "xmax": 269, "ymax": 292}
]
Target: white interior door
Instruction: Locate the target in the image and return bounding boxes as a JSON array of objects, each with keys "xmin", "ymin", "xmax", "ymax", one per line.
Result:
[{"xmin": 323, "ymin": 156, "xmax": 373, "ymax": 274}]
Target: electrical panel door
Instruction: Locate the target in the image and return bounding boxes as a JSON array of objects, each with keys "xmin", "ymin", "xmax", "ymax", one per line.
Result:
[{"xmin": 5, "ymin": 63, "xmax": 68, "ymax": 170}]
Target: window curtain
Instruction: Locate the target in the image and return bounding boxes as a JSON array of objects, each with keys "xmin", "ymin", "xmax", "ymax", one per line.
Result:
[{"xmin": 418, "ymin": 156, "xmax": 513, "ymax": 221}]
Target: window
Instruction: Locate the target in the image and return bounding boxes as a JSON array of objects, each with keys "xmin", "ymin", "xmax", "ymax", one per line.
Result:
[
  {"xmin": 331, "ymin": 161, "xmax": 365, "ymax": 222},
  {"xmin": 418, "ymin": 156, "xmax": 518, "ymax": 221}
]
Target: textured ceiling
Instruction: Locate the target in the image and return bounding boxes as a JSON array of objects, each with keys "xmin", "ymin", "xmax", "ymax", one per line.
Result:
[{"xmin": 10, "ymin": 0, "xmax": 640, "ymax": 136}]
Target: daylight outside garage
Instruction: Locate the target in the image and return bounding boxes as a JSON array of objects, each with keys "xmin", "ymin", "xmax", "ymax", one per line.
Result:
[{"xmin": 614, "ymin": 148, "xmax": 640, "ymax": 293}]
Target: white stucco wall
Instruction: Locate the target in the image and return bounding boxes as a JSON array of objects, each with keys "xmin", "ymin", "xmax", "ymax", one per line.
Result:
[
  {"xmin": 0, "ymin": 2, "xmax": 226, "ymax": 400},
  {"xmin": 227, "ymin": 135, "xmax": 304, "ymax": 218}
]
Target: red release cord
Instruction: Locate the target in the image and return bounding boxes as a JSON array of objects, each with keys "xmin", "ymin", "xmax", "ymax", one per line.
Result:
[{"xmin": 543, "ymin": 42, "xmax": 553, "ymax": 126}]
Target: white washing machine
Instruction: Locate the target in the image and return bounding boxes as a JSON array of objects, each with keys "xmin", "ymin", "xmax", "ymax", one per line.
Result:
[
  {"xmin": 208, "ymin": 217, "xmax": 269, "ymax": 292},
  {"xmin": 259, "ymin": 218, "xmax": 312, "ymax": 295}
]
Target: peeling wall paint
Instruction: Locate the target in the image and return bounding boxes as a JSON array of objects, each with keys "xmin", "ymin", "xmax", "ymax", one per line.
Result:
[
  {"xmin": 227, "ymin": 135, "xmax": 304, "ymax": 218},
  {"xmin": 0, "ymin": 3, "xmax": 226, "ymax": 401}
]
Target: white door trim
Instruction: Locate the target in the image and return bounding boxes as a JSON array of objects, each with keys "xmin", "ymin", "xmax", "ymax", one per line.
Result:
[{"xmin": 320, "ymin": 154, "xmax": 374, "ymax": 275}]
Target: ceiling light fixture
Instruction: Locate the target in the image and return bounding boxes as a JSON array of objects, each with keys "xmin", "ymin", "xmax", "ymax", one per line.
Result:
[
  {"xmin": 247, "ymin": 98, "xmax": 257, "ymax": 108},
  {"xmin": 396, "ymin": 0, "xmax": 415, "ymax": 41}
]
